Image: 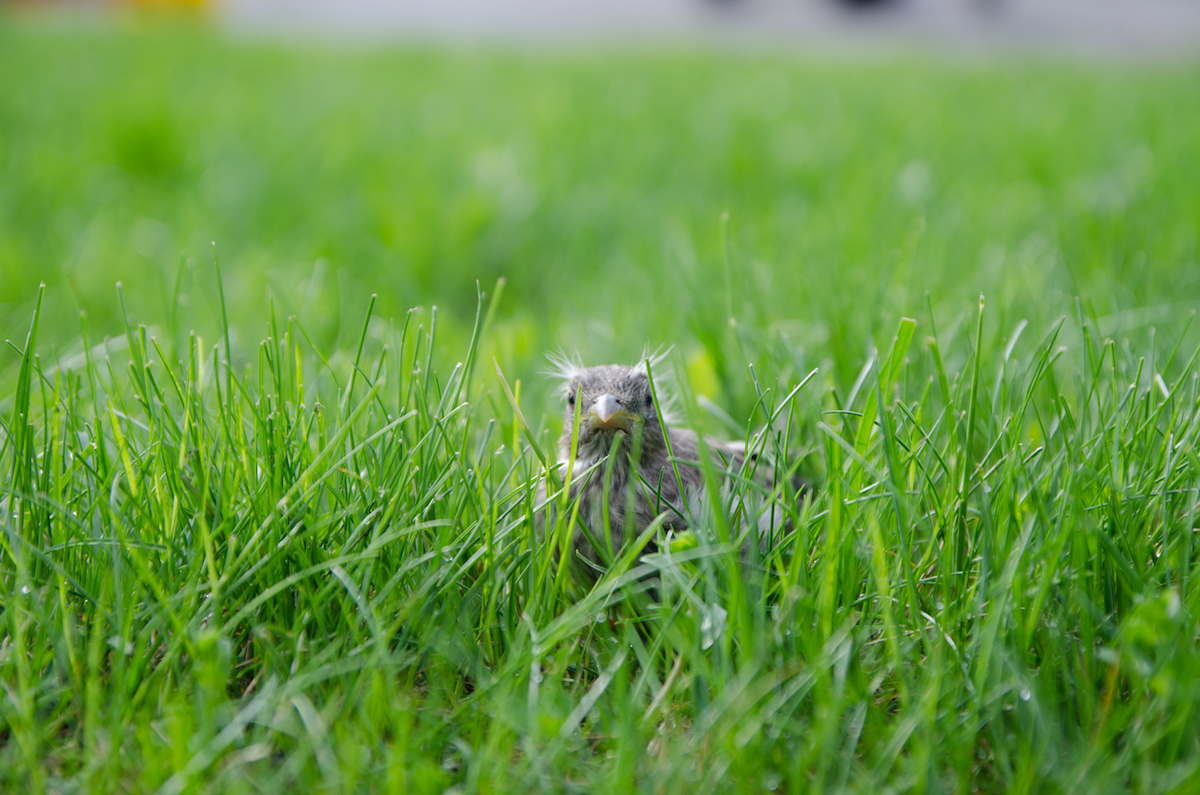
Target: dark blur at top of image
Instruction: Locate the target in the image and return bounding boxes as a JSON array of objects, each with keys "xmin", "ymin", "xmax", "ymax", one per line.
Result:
[{"xmin": 9, "ymin": 0, "xmax": 1200, "ymax": 53}]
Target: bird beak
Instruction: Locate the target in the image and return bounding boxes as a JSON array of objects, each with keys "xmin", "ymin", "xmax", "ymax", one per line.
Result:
[{"xmin": 589, "ymin": 394, "xmax": 629, "ymax": 430}]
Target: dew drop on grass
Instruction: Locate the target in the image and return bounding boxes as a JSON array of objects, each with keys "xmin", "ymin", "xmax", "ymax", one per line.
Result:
[
  {"xmin": 21, "ymin": 585, "xmax": 31, "ymax": 594},
  {"xmin": 1020, "ymin": 689, "xmax": 1031, "ymax": 701}
]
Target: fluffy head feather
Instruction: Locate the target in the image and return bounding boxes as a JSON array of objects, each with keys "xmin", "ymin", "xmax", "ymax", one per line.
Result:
[{"xmin": 544, "ymin": 349, "xmax": 587, "ymax": 385}]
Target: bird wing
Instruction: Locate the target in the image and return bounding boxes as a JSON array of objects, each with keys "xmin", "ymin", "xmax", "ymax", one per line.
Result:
[
  {"xmin": 665, "ymin": 426, "xmax": 746, "ymax": 473},
  {"xmin": 661, "ymin": 425, "xmax": 798, "ymax": 553}
]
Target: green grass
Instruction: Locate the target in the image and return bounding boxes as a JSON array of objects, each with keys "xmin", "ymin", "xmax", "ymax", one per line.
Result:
[{"xmin": 3, "ymin": 14, "xmax": 1200, "ymax": 793}]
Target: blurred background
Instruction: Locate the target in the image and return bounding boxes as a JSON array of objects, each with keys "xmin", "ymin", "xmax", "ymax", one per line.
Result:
[
  {"xmin": 1, "ymin": 0, "xmax": 1198, "ymax": 422},
  {"xmin": 224, "ymin": 0, "xmax": 1200, "ymax": 54},
  {"xmin": 15, "ymin": 0, "xmax": 1200, "ymax": 50}
]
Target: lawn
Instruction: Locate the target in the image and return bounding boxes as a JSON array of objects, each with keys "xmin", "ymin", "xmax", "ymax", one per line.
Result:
[{"xmin": 2, "ymin": 14, "xmax": 1200, "ymax": 793}]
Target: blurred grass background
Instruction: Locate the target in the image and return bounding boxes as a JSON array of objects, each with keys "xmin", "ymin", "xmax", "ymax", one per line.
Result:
[{"xmin": 2, "ymin": 16, "xmax": 1198, "ymax": 418}]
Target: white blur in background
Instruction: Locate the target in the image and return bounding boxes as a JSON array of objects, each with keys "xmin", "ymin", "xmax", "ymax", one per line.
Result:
[{"xmin": 214, "ymin": 0, "xmax": 1200, "ymax": 55}]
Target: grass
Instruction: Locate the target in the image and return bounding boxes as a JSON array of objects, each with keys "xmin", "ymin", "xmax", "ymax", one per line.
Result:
[{"xmin": 3, "ymin": 13, "xmax": 1200, "ymax": 794}]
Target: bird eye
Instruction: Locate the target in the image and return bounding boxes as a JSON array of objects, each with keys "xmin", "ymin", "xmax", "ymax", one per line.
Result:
[
  {"xmin": 644, "ymin": 393, "xmax": 653, "ymax": 408},
  {"xmin": 567, "ymin": 393, "xmax": 576, "ymax": 406}
]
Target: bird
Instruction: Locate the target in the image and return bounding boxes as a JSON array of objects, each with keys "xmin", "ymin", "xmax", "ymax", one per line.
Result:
[{"xmin": 535, "ymin": 356, "xmax": 797, "ymax": 582}]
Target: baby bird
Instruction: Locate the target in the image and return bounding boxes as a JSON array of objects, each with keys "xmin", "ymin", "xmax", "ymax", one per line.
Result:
[{"xmin": 537, "ymin": 360, "xmax": 760, "ymax": 580}]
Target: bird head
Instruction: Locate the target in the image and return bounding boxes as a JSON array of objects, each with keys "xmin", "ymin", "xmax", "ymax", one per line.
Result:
[{"xmin": 551, "ymin": 359, "xmax": 669, "ymax": 459}]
